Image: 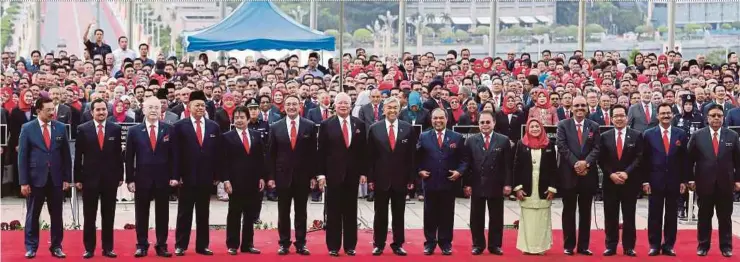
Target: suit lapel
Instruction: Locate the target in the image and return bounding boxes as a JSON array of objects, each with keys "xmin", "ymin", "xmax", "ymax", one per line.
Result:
[
  {"xmin": 380, "ymin": 122, "xmax": 392, "ymax": 152},
  {"xmin": 717, "ymin": 128, "xmax": 727, "ymax": 158}
]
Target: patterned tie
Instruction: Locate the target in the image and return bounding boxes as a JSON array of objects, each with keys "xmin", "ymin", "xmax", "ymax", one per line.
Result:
[
  {"xmin": 323, "ymin": 108, "xmax": 328, "ymax": 120},
  {"xmin": 373, "ymin": 105, "xmax": 379, "ymax": 121},
  {"xmin": 290, "ymin": 120, "xmax": 297, "ymax": 150},
  {"xmin": 195, "ymin": 119, "xmax": 203, "ymax": 147},
  {"xmin": 662, "ymin": 130, "xmax": 670, "ymax": 155},
  {"xmin": 97, "ymin": 124, "xmax": 104, "ymax": 150},
  {"xmin": 604, "ymin": 112, "xmax": 610, "ymax": 126},
  {"xmin": 42, "ymin": 123, "xmax": 51, "ymax": 149},
  {"xmin": 263, "ymin": 112, "xmax": 268, "ymax": 121},
  {"xmin": 342, "ymin": 119, "xmax": 350, "ymax": 148},
  {"xmin": 437, "ymin": 131, "xmax": 444, "ymax": 148},
  {"xmin": 242, "ymin": 130, "xmax": 250, "ymax": 154},
  {"xmin": 616, "ymin": 130, "xmax": 623, "ymax": 160},
  {"xmin": 712, "ymin": 131, "xmax": 719, "ymax": 156},
  {"xmin": 484, "ymin": 133, "xmax": 490, "ymax": 150},
  {"xmin": 576, "ymin": 124, "xmax": 583, "ymax": 145},
  {"xmin": 388, "ymin": 124, "xmax": 396, "ymax": 151},
  {"xmin": 644, "ymin": 104, "xmax": 651, "ymax": 122},
  {"xmin": 149, "ymin": 125, "xmax": 156, "ymax": 151}
]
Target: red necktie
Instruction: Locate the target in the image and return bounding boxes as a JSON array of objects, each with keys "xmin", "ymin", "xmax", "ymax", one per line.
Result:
[
  {"xmin": 149, "ymin": 125, "xmax": 156, "ymax": 151},
  {"xmin": 604, "ymin": 112, "xmax": 610, "ymax": 126},
  {"xmin": 342, "ymin": 120, "xmax": 350, "ymax": 148},
  {"xmin": 662, "ymin": 130, "xmax": 670, "ymax": 155},
  {"xmin": 388, "ymin": 124, "xmax": 396, "ymax": 151},
  {"xmin": 616, "ymin": 130, "xmax": 623, "ymax": 160},
  {"xmin": 373, "ymin": 105, "xmax": 379, "ymax": 121},
  {"xmin": 323, "ymin": 108, "xmax": 328, "ymax": 120},
  {"xmin": 263, "ymin": 112, "xmax": 268, "ymax": 121},
  {"xmin": 195, "ymin": 119, "xmax": 203, "ymax": 147},
  {"xmin": 437, "ymin": 131, "xmax": 444, "ymax": 148},
  {"xmin": 184, "ymin": 107, "xmax": 190, "ymax": 118},
  {"xmin": 242, "ymin": 130, "xmax": 250, "ymax": 154},
  {"xmin": 290, "ymin": 120, "xmax": 297, "ymax": 150},
  {"xmin": 576, "ymin": 124, "xmax": 583, "ymax": 145},
  {"xmin": 97, "ymin": 124, "xmax": 104, "ymax": 150},
  {"xmin": 712, "ymin": 132, "xmax": 719, "ymax": 156},
  {"xmin": 644, "ymin": 104, "xmax": 651, "ymax": 122},
  {"xmin": 53, "ymin": 108, "xmax": 58, "ymax": 120},
  {"xmin": 484, "ymin": 134, "xmax": 490, "ymax": 150},
  {"xmin": 42, "ymin": 123, "xmax": 51, "ymax": 149}
]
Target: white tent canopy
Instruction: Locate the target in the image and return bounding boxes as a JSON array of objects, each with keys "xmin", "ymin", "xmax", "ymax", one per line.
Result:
[
  {"xmin": 519, "ymin": 16, "xmax": 539, "ymax": 24},
  {"xmin": 499, "ymin": 17, "xmax": 520, "ymax": 24},
  {"xmin": 450, "ymin": 16, "xmax": 473, "ymax": 25}
]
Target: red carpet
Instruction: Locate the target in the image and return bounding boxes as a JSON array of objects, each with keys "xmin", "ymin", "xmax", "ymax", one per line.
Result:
[{"xmin": 1, "ymin": 229, "xmax": 737, "ymax": 261}]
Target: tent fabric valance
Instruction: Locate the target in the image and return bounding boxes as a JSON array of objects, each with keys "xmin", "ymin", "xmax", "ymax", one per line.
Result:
[{"xmin": 499, "ymin": 17, "xmax": 520, "ymax": 24}]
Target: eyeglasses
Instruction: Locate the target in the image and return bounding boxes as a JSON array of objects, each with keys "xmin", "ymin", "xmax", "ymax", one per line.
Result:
[
  {"xmin": 572, "ymin": 104, "xmax": 587, "ymax": 108},
  {"xmin": 708, "ymin": 114, "xmax": 724, "ymax": 118},
  {"xmin": 478, "ymin": 120, "xmax": 492, "ymax": 124}
]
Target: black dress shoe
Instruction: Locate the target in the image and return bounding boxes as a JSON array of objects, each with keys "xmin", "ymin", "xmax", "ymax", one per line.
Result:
[
  {"xmin": 366, "ymin": 196, "xmax": 374, "ymax": 202},
  {"xmin": 83, "ymin": 251, "xmax": 94, "ymax": 259},
  {"xmin": 345, "ymin": 250, "xmax": 356, "ymax": 256},
  {"xmin": 102, "ymin": 250, "xmax": 117, "ymax": 258},
  {"xmin": 277, "ymin": 246, "xmax": 289, "ymax": 255},
  {"xmin": 648, "ymin": 248, "xmax": 660, "ymax": 256},
  {"xmin": 472, "ymin": 248, "xmax": 483, "ymax": 255},
  {"xmin": 134, "ymin": 249, "xmax": 147, "ymax": 257},
  {"xmin": 722, "ymin": 250, "xmax": 733, "ymax": 257},
  {"xmin": 328, "ymin": 250, "xmax": 339, "ymax": 257},
  {"xmin": 564, "ymin": 249, "xmax": 574, "ymax": 256},
  {"xmin": 423, "ymin": 247, "xmax": 434, "ymax": 255},
  {"xmin": 441, "ymin": 249, "xmax": 452, "ymax": 256},
  {"xmin": 392, "ymin": 247, "xmax": 407, "ymax": 256},
  {"xmin": 489, "ymin": 247, "xmax": 503, "ymax": 255},
  {"xmin": 227, "ymin": 248, "xmax": 238, "ymax": 255},
  {"xmin": 624, "ymin": 249, "xmax": 637, "ymax": 257},
  {"xmin": 196, "ymin": 248, "xmax": 214, "ymax": 255},
  {"xmin": 296, "ymin": 247, "xmax": 310, "ymax": 255},
  {"xmin": 697, "ymin": 249, "xmax": 708, "ymax": 256},
  {"xmin": 577, "ymin": 249, "xmax": 593, "ymax": 255},
  {"xmin": 661, "ymin": 249, "xmax": 676, "ymax": 256},
  {"xmin": 156, "ymin": 248, "xmax": 172, "ymax": 257},
  {"xmin": 174, "ymin": 248, "xmax": 185, "ymax": 256},
  {"xmin": 372, "ymin": 247, "xmax": 383, "ymax": 256},
  {"xmin": 241, "ymin": 247, "xmax": 261, "ymax": 254},
  {"xmin": 50, "ymin": 248, "xmax": 66, "ymax": 258},
  {"xmin": 25, "ymin": 251, "xmax": 36, "ymax": 259},
  {"xmin": 603, "ymin": 249, "xmax": 616, "ymax": 256}
]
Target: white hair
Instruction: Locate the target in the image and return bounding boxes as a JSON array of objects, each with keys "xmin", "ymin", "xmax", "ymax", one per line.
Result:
[
  {"xmin": 383, "ymin": 96, "xmax": 400, "ymax": 107},
  {"xmin": 334, "ymin": 92, "xmax": 351, "ymax": 104}
]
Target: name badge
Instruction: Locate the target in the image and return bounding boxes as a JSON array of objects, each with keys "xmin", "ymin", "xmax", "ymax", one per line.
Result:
[{"xmin": 108, "ymin": 137, "xmax": 115, "ymax": 141}]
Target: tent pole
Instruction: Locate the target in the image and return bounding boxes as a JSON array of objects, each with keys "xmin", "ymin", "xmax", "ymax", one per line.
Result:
[
  {"xmin": 219, "ymin": 2, "xmax": 227, "ymax": 64},
  {"xmin": 338, "ymin": 0, "xmax": 344, "ymax": 92}
]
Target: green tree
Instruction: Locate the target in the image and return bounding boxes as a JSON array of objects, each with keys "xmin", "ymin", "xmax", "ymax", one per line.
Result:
[
  {"xmin": 324, "ymin": 29, "xmax": 340, "ymax": 40},
  {"xmin": 705, "ymin": 49, "xmax": 727, "ymax": 65},
  {"xmin": 684, "ymin": 23, "xmax": 702, "ymax": 32},
  {"xmin": 352, "ymin": 28, "xmax": 373, "ymax": 43},
  {"xmin": 628, "ymin": 49, "xmax": 641, "ymax": 65},
  {"xmin": 732, "ymin": 21, "xmax": 740, "ymax": 29},
  {"xmin": 455, "ymin": 29, "xmax": 470, "ymax": 41},
  {"xmin": 531, "ymin": 25, "xmax": 550, "ymax": 36},
  {"xmin": 721, "ymin": 23, "xmax": 733, "ymax": 30},
  {"xmin": 473, "ymin": 25, "xmax": 490, "ymax": 35},
  {"xmin": 422, "ymin": 26, "xmax": 436, "ymax": 37},
  {"xmin": 657, "ymin": 26, "xmax": 668, "ymax": 33},
  {"xmin": 586, "ymin": 23, "xmax": 605, "ymax": 34},
  {"xmin": 500, "ymin": 25, "xmax": 529, "ymax": 37}
]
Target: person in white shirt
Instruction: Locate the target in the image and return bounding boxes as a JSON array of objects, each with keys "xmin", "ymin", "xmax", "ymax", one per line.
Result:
[{"xmin": 111, "ymin": 36, "xmax": 137, "ymax": 77}]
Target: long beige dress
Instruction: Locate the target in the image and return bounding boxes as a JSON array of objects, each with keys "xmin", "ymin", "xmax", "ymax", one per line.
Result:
[{"xmin": 516, "ymin": 149, "xmax": 553, "ymax": 254}]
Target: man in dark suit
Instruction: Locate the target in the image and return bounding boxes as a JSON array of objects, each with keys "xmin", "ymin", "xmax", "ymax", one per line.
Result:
[
  {"xmin": 316, "ymin": 92, "xmax": 366, "ymax": 256},
  {"xmin": 422, "ymin": 81, "xmax": 455, "ymax": 127},
  {"xmin": 18, "ymin": 97, "xmax": 72, "ymax": 259},
  {"xmin": 125, "ymin": 97, "xmax": 176, "ymax": 258},
  {"xmin": 417, "ymin": 108, "xmax": 468, "ymax": 256},
  {"xmin": 266, "ymin": 94, "xmax": 317, "ymax": 256},
  {"xmin": 597, "ymin": 104, "xmax": 642, "ymax": 256},
  {"xmin": 257, "ymin": 95, "xmax": 282, "ymax": 125},
  {"xmin": 588, "ymin": 94, "xmax": 612, "ymax": 126},
  {"xmin": 367, "ymin": 97, "xmax": 417, "ymax": 256},
  {"xmin": 358, "ymin": 89, "xmax": 384, "ymax": 126},
  {"xmin": 74, "ymin": 98, "xmax": 123, "ymax": 258},
  {"xmin": 221, "ymin": 106, "xmax": 264, "ymax": 255},
  {"xmin": 462, "ymin": 110, "xmax": 512, "ymax": 256},
  {"xmin": 306, "ymin": 92, "xmax": 332, "ymax": 124},
  {"xmin": 642, "ymin": 102, "xmax": 689, "ymax": 256},
  {"xmin": 687, "ymin": 104, "xmax": 740, "ymax": 257},
  {"xmin": 556, "ymin": 96, "xmax": 601, "ymax": 256},
  {"xmin": 49, "ymin": 87, "xmax": 72, "ymax": 125},
  {"xmin": 173, "ymin": 91, "xmax": 221, "ymax": 256}
]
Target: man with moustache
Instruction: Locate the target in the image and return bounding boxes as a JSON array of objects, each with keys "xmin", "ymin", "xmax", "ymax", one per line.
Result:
[
  {"xmin": 173, "ymin": 91, "xmax": 221, "ymax": 256},
  {"xmin": 221, "ymin": 106, "xmax": 265, "ymax": 255},
  {"xmin": 417, "ymin": 108, "xmax": 467, "ymax": 256},
  {"xmin": 267, "ymin": 95, "xmax": 317, "ymax": 256},
  {"xmin": 627, "ymin": 86, "xmax": 658, "ymax": 132},
  {"xmin": 48, "ymin": 87, "xmax": 72, "ymax": 125},
  {"xmin": 316, "ymin": 92, "xmax": 367, "ymax": 257},
  {"xmin": 556, "ymin": 96, "xmax": 601, "ymax": 256},
  {"xmin": 688, "ymin": 104, "xmax": 740, "ymax": 257},
  {"xmin": 74, "ymin": 98, "xmax": 123, "ymax": 258},
  {"xmin": 367, "ymin": 97, "xmax": 417, "ymax": 256},
  {"xmin": 18, "ymin": 97, "xmax": 72, "ymax": 259},
  {"xmin": 642, "ymin": 102, "xmax": 689, "ymax": 256},
  {"xmin": 463, "ymin": 110, "xmax": 512, "ymax": 256},
  {"xmin": 597, "ymin": 104, "xmax": 643, "ymax": 257},
  {"xmin": 126, "ymin": 97, "xmax": 176, "ymax": 258}
]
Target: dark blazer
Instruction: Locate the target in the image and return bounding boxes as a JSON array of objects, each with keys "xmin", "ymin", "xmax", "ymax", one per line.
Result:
[
  {"xmin": 54, "ymin": 104, "xmax": 72, "ymax": 124},
  {"xmin": 398, "ymin": 108, "xmax": 431, "ymax": 130},
  {"xmin": 81, "ymin": 109, "xmax": 94, "ymax": 124},
  {"xmin": 170, "ymin": 103, "xmax": 215, "ymax": 120},
  {"xmin": 588, "ymin": 108, "xmax": 611, "ymax": 126},
  {"xmin": 66, "ymin": 104, "xmax": 82, "ymax": 140},
  {"xmin": 513, "ymin": 141, "xmax": 558, "ymax": 199},
  {"xmin": 555, "ymin": 118, "xmax": 601, "ymax": 193},
  {"xmin": 303, "ymin": 99, "xmax": 318, "ymax": 117},
  {"xmin": 214, "ymin": 108, "xmax": 233, "ymax": 134},
  {"xmin": 627, "ymin": 102, "xmax": 658, "ymax": 132},
  {"xmin": 701, "ymin": 101, "xmax": 734, "ymax": 117},
  {"xmin": 358, "ymin": 103, "xmax": 383, "ymax": 126},
  {"xmin": 687, "ymin": 127, "xmax": 740, "ymax": 197},
  {"xmin": 266, "ymin": 117, "xmax": 318, "ymax": 189},
  {"xmin": 494, "ymin": 110, "xmax": 526, "ymax": 142},
  {"xmin": 367, "ymin": 119, "xmax": 417, "ymax": 191},
  {"xmin": 597, "ymin": 128, "xmax": 643, "ymax": 191},
  {"xmin": 317, "ymin": 116, "xmax": 367, "ymax": 185},
  {"xmin": 220, "ymin": 129, "xmax": 264, "ymax": 193},
  {"xmin": 307, "ymin": 106, "xmax": 331, "ymax": 124},
  {"xmin": 422, "ymin": 99, "xmax": 455, "ymax": 127},
  {"xmin": 462, "ymin": 132, "xmax": 513, "ymax": 198},
  {"xmin": 556, "ymin": 107, "xmax": 571, "ymax": 121},
  {"xmin": 73, "ymin": 121, "xmax": 123, "ymax": 189},
  {"xmin": 258, "ymin": 109, "xmax": 283, "ymax": 125},
  {"xmin": 8, "ymin": 107, "xmax": 35, "ymax": 149},
  {"xmin": 172, "ymin": 118, "xmax": 221, "ymax": 186},
  {"xmin": 725, "ymin": 107, "xmax": 740, "ymax": 126},
  {"xmin": 106, "ymin": 115, "xmax": 134, "ymax": 124},
  {"xmin": 456, "ymin": 112, "xmax": 477, "ymax": 126},
  {"xmin": 17, "ymin": 120, "xmax": 72, "ymax": 188},
  {"xmin": 642, "ymin": 126, "xmax": 689, "ymax": 193},
  {"xmin": 124, "ymin": 121, "xmax": 176, "ymax": 190},
  {"xmin": 416, "ymin": 129, "xmax": 468, "ymax": 191}
]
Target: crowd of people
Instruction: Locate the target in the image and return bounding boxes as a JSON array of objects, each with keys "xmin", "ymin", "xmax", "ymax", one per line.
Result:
[{"xmin": 1, "ymin": 26, "xmax": 740, "ymax": 259}]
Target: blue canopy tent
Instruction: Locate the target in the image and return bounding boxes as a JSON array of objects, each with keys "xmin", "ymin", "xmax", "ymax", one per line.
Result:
[{"xmin": 183, "ymin": 1, "xmax": 335, "ymax": 52}]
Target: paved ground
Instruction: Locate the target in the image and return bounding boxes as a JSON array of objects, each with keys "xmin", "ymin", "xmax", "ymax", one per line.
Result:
[{"xmin": 2, "ymin": 195, "xmax": 740, "ymax": 237}]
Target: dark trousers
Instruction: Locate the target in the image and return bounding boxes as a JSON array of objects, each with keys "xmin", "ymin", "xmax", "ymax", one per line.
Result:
[
  {"xmin": 697, "ymin": 190, "xmax": 734, "ymax": 251},
  {"xmin": 226, "ymin": 190, "xmax": 260, "ymax": 250},
  {"xmin": 175, "ymin": 186, "xmax": 211, "ymax": 250},
  {"xmin": 277, "ymin": 184, "xmax": 309, "ymax": 248},
  {"xmin": 561, "ymin": 190, "xmax": 594, "ymax": 251},
  {"xmin": 603, "ymin": 186, "xmax": 637, "ymax": 250},
  {"xmin": 373, "ymin": 188, "xmax": 406, "ymax": 249},
  {"xmin": 24, "ymin": 178, "xmax": 64, "ymax": 252},
  {"xmin": 325, "ymin": 181, "xmax": 359, "ymax": 251},
  {"xmin": 423, "ymin": 189, "xmax": 455, "ymax": 249},
  {"xmin": 134, "ymin": 186, "xmax": 169, "ymax": 250},
  {"xmin": 648, "ymin": 190, "xmax": 678, "ymax": 250},
  {"xmin": 469, "ymin": 195, "xmax": 503, "ymax": 250},
  {"xmin": 82, "ymin": 185, "xmax": 117, "ymax": 252}
]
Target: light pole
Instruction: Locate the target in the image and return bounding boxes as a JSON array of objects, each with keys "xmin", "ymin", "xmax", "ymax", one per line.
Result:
[
  {"xmin": 398, "ymin": 0, "xmax": 406, "ymax": 57},
  {"xmin": 489, "ymin": 1, "xmax": 497, "ymax": 57},
  {"xmin": 577, "ymin": 0, "xmax": 586, "ymax": 52}
]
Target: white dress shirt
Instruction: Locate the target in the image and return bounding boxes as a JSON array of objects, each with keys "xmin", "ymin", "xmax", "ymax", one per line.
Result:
[
  {"xmin": 385, "ymin": 119, "xmax": 399, "ymax": 142},
  {"xmin": 338, "ymin": 115, "xmax": 352, "ymax": 144},
  {"xmin": 236, "ymin": 127, "xmax": 251, "ymax": 146},
  {"xmin": 614, "ymin": 128, "xmax": 625, "ymax": 148},
  {"xmin": 191, "ymin": 117, "xmax": 206, "ymax": 142},
  {"xmin": 710, "ymin": 127, "xmax": 721, "ymax": 143},
  {"xmin": 659, "ymin": 125, "xmax": 671, "ymax": 142},
  {"xmin": 95, "ymin": 120, "xmax": 106, "ymax": 136},
  {"xmin": 286, "ymin": 116, "xmax": 300, "ymax": 138}
]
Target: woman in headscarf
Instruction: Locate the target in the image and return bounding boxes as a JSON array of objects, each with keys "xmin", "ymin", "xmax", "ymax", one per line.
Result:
[
  {"xmin": 272, "ymin": 89, "xmax": 286, "ymax": 116},
  {"xmin": 214, "ymin": 93, "xmax": 237, "ymax": 134},
  {"xmin": 2, "ymin": 88, "xmax": 16, "ymax": 112},
  {"xmin": 7, "ymin": 89, "xmax": 35, "ymax": 197},
  {"xmin": 352, "ymin": 90, "xmax": 371, "ymax": 118},
  {"xmin": 457, "ymin": 99, "xmax": 478, "ymax": 125},
  {"xmin": 399, "ymin": 91, "xmax": 430, "ymax": 130},
  {"xmin": 108, "ymin": 100, "xmax": 134, "ymax": 123},
  {"xmin": 494, "ymin": 91, "xmax": 526, "ymax": 144},
  {"xmin": 527, "ymin": 88, "xmax": 559, "ymax": 126},
  {"xmin": 513, "ymin": 118, "xmax": 558, "ymax": 255},
  {"xmin": 449, "ymin": 96, "xmax": 464, "ymax": 123}
]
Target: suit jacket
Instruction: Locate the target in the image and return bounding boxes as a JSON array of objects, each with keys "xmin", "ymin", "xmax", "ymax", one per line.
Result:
[
  {"xmin": 422, "ymin": 99, "xmax": 456, "ymax": 127},
  {"xmin": 556, "ymin": 107, "xmax": 571, "ymax": 121},
  {"xmin": 416, "ymin": 129, "xmax": 468, "ymax": 191},
  {"xmin": 597, "ymin": 128, "xmax": 643, "ymax": 192},
  {"xmin": 307, "ymin": 106, "xmax": 331, "ymax": 124},
  {"xmin": 627, "ymin": 103, "xmax": 658, "ymax": 132},
  {"xmin": 172, "ymin": 118, "xmax": 221, "ymax": 186},
  {"xmin": 220, "ymin": 129, "xmax": 264, "ymax": 193},
  {"xmin": 66, "ymin": 104, "xmax": 82, "ymax": 140},
  {"xmin": 317, "ymin": 116, "xmax": 367, "ymax": 186},
  {"xmin": 73, "ymin": 121, "xmax": 123, "ymax": 189},
  {"xmin": 358, "ymin": 103, "xmax": 383, "ymax": 126},
  {"xmin": 124, "ymin": 121, "xmax": 176, "ymax": 190},
  {"xmin": 398, "ymin": 108, "xmax": 431, "ymax": 130},
  {"xmin": 367, "ymin": 119, "xmax": 417, "ymax": 191},
  {"xmin": 555, "ymin": 118, "xmax": 601, "ymax": 192},
  {"xmin": 462, "ymin": 132, "xmax": 512, "ymax": 198},
  {"xmin": 8, "ymin": 107, "xmax": 35, "ymax": 149},
  {"xmin": 494, "ymin": 110, "xmax": 526, "ymax": 143},
  {"xmin": 17, "ymin": 120, "xmax": 72, "ymax": 188},
  {"xmin": 701, "ymin": 101, "xmax": 734, "ymax": 117},
  {"xmin": 106, "ymin": 115, "xmax": 134, "ymax": 123},
  {"xmin": 456, "ymin": 112, "xmax": 477, "ymax": 126},
  {"xmin": 725, "ymin": 107, "xmax": 740, "ymax": 126},
  {"xmin": 54, "ymin": 104, "xmax": 72, "ymax": 124},
  {"xmin": 303, "ymin": 99, "xmax": 318, "ymax": 117},
  {"xmin": 687, "ymin": 127, "xmax": 740, "ymax": 197},
  {"xmin": 266, "ymin": 117, "xmax": 318, "ymax": 189},
  {"xmin": 513, "ymin": 141, "xmax": 558, "ymax": 199},
  {"xmin": 258, "ymin": 109, "xmax": 282, "ymax": 125},
  {"xmin": 162, "ymin": 111, "xmax": 179, "ymax": 124},
  {"xmin": 588, "ymin": 108, "xmax": 611, "ymax": 126},
  {"xmin": 642, "ymin": 126, "xmax": 689, "ymax": 193},
  {"xmin": 214, "ymin": 108, "xmax": 233, "ymax": 134},
  {"xmin": 170, "ymin": 103, "xmax": 214, "ymax": 120}
]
